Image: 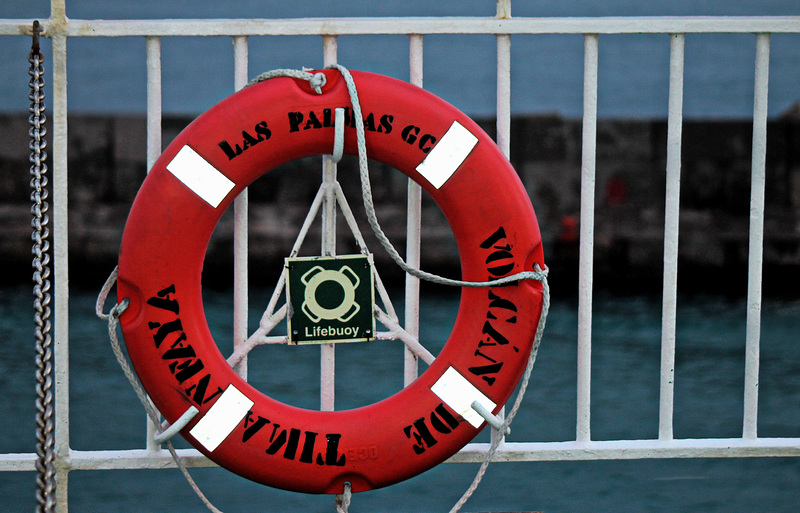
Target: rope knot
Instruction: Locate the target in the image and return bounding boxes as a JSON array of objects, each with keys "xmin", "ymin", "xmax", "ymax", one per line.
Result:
[
  {"xmin": 110, "ymin": 297, "xmax": 130, "ymax": 319},
  {"xmin": 309, "ymin": 72, "xmax": 327, "ymax": 94}
]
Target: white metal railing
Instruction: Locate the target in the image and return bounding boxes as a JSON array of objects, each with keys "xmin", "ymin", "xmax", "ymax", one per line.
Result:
[{"xmin": 2, "ymin": 0, "xmax": 800, "ymax": 511}]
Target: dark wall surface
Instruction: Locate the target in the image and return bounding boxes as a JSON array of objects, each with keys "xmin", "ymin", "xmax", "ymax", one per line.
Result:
[{"xmin": 3, "ymin": 114, "xmax": 800, "ymax": 295}]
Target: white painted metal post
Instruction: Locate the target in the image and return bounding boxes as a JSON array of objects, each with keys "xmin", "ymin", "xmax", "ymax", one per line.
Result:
[
  {"xmin": 232, "ymin": 36, "xmax": 249, "ymax": 381},
  {"xmin": 496, "ymin": 0, "xmax": 511, "ymax": 20},
  {"xmin": 320, "ymin": 36, "xmax": 338, "ymax": 411},
  {"xmin": 743, "ymin": 33, "xmax": 770, "ymax": 440},
  {"xmin": 494, "ymin": 30, "xmax": 512, "ymax": 445},
  {"xmin": 404, "ymin": 34, "xmax": 424, "ymax": 387},
  {"xmin": 50, "ymin": 0, "xmax": 70, "ymax": 508},
  {"xmin": 659, "ymin": 33, "xmax": 685, "ymax": 442},
  {"xmin": 576, "ymin": 33, "xmax": 598, "ymax": 444},
  {"xmin": 144, "ymin": 35, "xmax": 162, "ymax": 453},
  {"xmin": 496, "ymin": 34, "xmax": 511, "ymax": 159},
  {"xmin": 145, "ymin": 37, "xmax": 161, "ymax": 173}
]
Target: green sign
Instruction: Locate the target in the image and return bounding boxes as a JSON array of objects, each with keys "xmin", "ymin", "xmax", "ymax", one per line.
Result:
[{"xmin": 286, "ymin": 254, "xmax": 375, "ymax": 344}]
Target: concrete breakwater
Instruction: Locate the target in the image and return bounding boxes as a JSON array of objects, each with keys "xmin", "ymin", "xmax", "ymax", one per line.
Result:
[{"xmin": 3, "ymin": 113, "xmax": 799, "ymax": 295}]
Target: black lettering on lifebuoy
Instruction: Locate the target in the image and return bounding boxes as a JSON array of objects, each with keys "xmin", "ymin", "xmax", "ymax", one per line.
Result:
[
  {"xmin": 479, "ymin": 227, "xmax": 510, "ymax": 250},
  {"xmin": 289, "ymin": 108, "xmax": 392, "ymax": 136},
  {"xmin": 147, "ymin": 284, "xmax": 179, "ymax": 314},
  {"xmin": 363, "ymin": 112, "xmax": 377, "ymax": 132},
  {"xmin": 283, "ymin": 428, "xmax": 302, "ymax": 460},
  {"xmin": 266, "ymin": 425, "xmax": 287, "ymax": 455},
  {"xmin": 254, "ymin": 120, "xmax": 271, "ymax": 139},
  {"xmin": 429, "ymin": 403, "xmax": 460, "ymax": 434},
  {"xmin": 400, "ymin": 124, "xmax": 436, "ymax": 152},
  {"xmin": 403, "ymin": 403, "xmax": 460, "ymax": 455},
  {"xmin": 218, "ymin": 121, "xmax": 272, "ymax": 160},
  {"xmin": 465, "ymin": 229, "xmax": 523, "ymax": 385},
  {"xmin": 404, "ymin": 417, "xmax": 437, "ymax": 455},
  {"xmin": 419, "ymin": 133, "xmax": 436, "ymax": 153},
  {"xmin": 401, "ymin": 124, "xmax": 420, "ymax": 144},
  {"xmin": 467, "ymin": 362, "xmax": 504, "ymax": 386},
  {"xmin": 218, "ymin": 140, "xmax": 240, "ymax": 160},
  {"xmin": 184, "ymin": 373, "xmax": 223, "ymax": 405},
  {"xmin": 258, "ymin": 423, "xmax": 344, "ymax": 466},
  {"xmin": 473, "ymin": 349, "xmax": 498, "ymax": 362},
  {"xmin": 486, "ymin": 250, "xmax": 515, "ymax": 277},
  {"xmin": 342, "ymin": 107, "xmax": 358, "ymax": 128},
  {"xmin": 379, "ymin": 114, "xmax": 394, "ymax": 134},
  {"xmin": 482, "ymin": 319, "xmax": 510, "ymax": 346},
  {"xmin": 299, "ymin": 430, "xmax": 318, "ymax": 464},
  {"xmin": 162, "ymin": 345, "xmax": 205, "ymax": 384},
  {"xmin": 240, "ymin": 129, "xmax": 262, "ymax": 150},
  {"xmin": 148, "ymin": 318, "xmax": 183, "ymax": 349},
  {"xmin": 488, "ymin": 289, "xmax": 517, "ymax": 313},
  {"xmin": 288, "ymin": 112, "xmax": 304, "ymax": 132},
  {"xmin": 242, "ymin": 411, "xmax": 270, "ymax": 443},
  {"xmin": 322, "ymin": 108, "xmax": 333, "ymax": 127},
  {"xmin": 303, "ymin": 111, "xmax": 323, "ymax": 130},
  {"xmin": 320, "ymin": 433, "xmax": 346, "ymax": 466}
]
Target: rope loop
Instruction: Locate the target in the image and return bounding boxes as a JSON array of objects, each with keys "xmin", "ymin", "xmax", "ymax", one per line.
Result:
[
  {"xmin": 246, "ymin": 68, "xmax": 327, "ymax": 94},
  {"xmin": 334, "ymin": 482, "xmax": 353, "ymax": 513}
]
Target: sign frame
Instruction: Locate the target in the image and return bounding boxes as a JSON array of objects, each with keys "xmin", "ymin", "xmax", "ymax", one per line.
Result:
[{"xmin": 285, "ymin": 254, "xmax": 376, "ymax": 345}]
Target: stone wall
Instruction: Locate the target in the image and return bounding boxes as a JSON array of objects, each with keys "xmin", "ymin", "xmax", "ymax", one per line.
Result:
[{"xmin": 2, "ymin": 113, "xmax": 799, "ymax": 294}]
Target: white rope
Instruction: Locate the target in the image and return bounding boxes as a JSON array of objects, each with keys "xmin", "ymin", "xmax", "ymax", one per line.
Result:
[
  {"xmin": 323, "ymin": 64, "xmax": 549, "ymax": 512},
  {"xmin": 96, "ymin": 267, "xmax": 225, "ymax": 513},
  {"xmin": 449, "ymin": 272, "xmax": 549, "ymax": 513},
  {"xmin": 247, "ymin": 68, "xmax": 327, "ymax": 93},
  {"xmin": 334, "ymin": 482, "xmax": 352, "ymax": 513},
  {"xmin": 327, "ymin": 63, "xmax": 547, "ymax": 288}
]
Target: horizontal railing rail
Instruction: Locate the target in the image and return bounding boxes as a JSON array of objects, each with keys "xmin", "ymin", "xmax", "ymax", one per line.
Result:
[{"xmin": 4, "ymin": 16, "xmax": 800, "ymax": 36}]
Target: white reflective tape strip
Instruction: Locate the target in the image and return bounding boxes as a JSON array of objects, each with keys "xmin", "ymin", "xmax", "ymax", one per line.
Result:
[
  {"xmin": 166, "ymin": 145, "xmax": 235, "ymax": 208},
  {"xmin": 189, "ymin": 384, "xmax": 253, "ymax": 452},
  {"xmin": 431, "ymin": 366, "xmax": 496, "ymax": 428},
  {"xmin": 415, "ymin": 121, "xmax": 478, "ymax": 189}
]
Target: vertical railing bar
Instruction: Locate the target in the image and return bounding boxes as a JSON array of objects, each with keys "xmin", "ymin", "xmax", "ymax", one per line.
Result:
[
  {"xmin": 145, "ymin": 37, "xmax": 161, "ymax": 173},
  {"xmin": 404, "ymin": 34, "xmax": 423, "ymax": 387},
  {"xmin": 50, "ymin": 1, "xmax": 70, "ymax": 506},
  {"xmin": 494, "ymin": 31, "xmax": 512, "ymax": 446},
  {"xmin": 576, "ymin": 33, "xmax": 598, "ymax": 444},
  {"xmin": 496, "ymin": 0, "xmax": 511, "ymax": 19},
  {"xmin": 320, "ymin": 35, "xmax": 338, "ymax": 411},
  {"xmin": 144, "ymin": 36, "xmax": 162, "ymax": 453},
  {"xmin": 743, "ymin": 32, "xmax": 770, "ymax": 440},
  {"xmin": 496, "ymin": 34, "xmax": 512, "ymax": 159},
  {"xmin": 659, "ymin": 33, "xmax": 685, "ymax": 442},
  {"xmin": 232, "ymin": 36, "xmax": 249, "ymax": 381}
]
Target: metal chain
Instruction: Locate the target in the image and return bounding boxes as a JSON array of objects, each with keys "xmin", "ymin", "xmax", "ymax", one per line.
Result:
[{"xmin": 30, "ymin": 20, "xmax": 57, "ymax": 513}]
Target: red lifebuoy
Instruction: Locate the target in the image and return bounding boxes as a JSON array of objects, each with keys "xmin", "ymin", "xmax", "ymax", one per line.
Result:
[{"xmin": 117, "ymin": 69, "xmax": 545, "ymax": 494}]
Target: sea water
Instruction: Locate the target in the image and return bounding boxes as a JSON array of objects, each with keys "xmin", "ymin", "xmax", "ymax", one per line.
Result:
[{"xmin": 2, "ymin": 284, "xmax": 799, "ymax": 512}]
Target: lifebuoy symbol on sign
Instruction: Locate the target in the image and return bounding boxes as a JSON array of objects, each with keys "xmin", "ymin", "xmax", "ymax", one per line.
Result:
[{"xmin": 301, "ymin": 265, "xmax": 361, "ymax": 323}]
